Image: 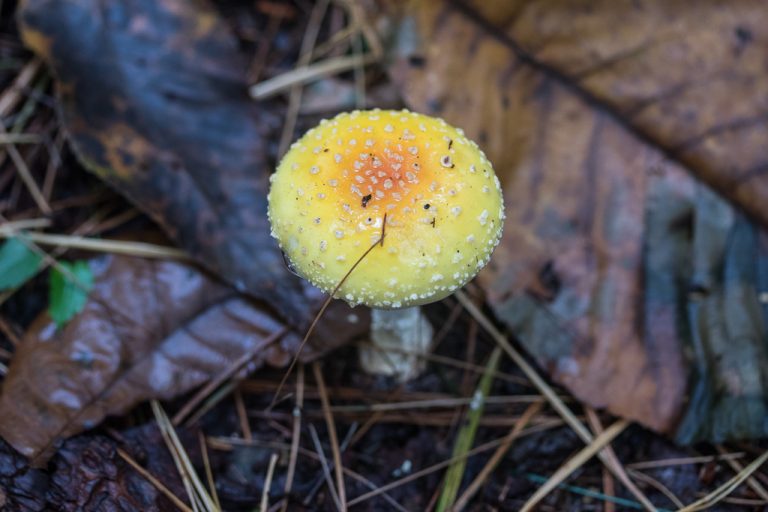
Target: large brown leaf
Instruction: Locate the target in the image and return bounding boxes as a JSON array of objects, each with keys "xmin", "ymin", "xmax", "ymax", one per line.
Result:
[
  {"xmin": 387, "ymin": 0, "xmax": 768, "ymax": 441},
  {"xmin": 17, "ymin": 0, "xmax": 309, "ymax": 325},
  {"xmin": 461, "ymin": 0, "xmax": 768, "ymax": 226},
  {"xmin": 0, "ymin": 255, "xmax": 368, "ymax": 463}
]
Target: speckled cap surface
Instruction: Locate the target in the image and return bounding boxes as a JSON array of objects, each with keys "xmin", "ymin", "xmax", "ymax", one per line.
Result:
[{"xmin": 268, "ymin": 109, "xmax": 504, "ymax": 308}]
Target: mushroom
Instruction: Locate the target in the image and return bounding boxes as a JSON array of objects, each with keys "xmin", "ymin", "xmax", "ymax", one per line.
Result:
[{"xmin": 268, "ymin": 109, "xmax": 504, "ymax": 381}]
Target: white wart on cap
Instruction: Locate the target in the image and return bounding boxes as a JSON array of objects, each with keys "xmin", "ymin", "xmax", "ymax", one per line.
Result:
[{"xmin": 268, "ymin": 109, "xmax": 504, "ymax": 308}]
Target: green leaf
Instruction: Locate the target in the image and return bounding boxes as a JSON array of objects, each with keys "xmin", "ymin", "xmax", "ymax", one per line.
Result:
[
  {"xmin": 48, "ymin": 260, "xmax": 94, "ymax": 327},
  {"xmin": 0, "ymin": 237, "xmax": 43, "ymax": 291}
]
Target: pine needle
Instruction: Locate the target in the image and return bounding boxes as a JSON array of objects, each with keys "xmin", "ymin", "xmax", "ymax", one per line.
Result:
[
  {"xmin": 454, "ymin": 290, "xmax": 656, "ymax": 511},
  {"xmin": 678, "ymin": 448, "xmax": 768, "ymax": 511},
  {"xmin": 520, "ymin": 419, "xmax": 630, "ymax": 512},
  {"xmin": 260, "ymin": 453, "xmax": 280, "ymax": 512},
  {"xmin": 117, "ymin": 447, "xmax": 194, "ymax": 512},
  {"xmin": 152, "ymin": 401, "xmax": 219, "ymax": 512}
]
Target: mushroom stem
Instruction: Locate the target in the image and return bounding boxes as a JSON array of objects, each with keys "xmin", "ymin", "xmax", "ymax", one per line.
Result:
[{"xmin": 359, "ymin": 306, "xmax": 434, "ymax": 381}]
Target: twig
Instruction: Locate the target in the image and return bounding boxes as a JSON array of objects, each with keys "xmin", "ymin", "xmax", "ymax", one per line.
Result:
[{"xmin": 313, "ymin": 362, "xmax": 347, "ymax": 510}]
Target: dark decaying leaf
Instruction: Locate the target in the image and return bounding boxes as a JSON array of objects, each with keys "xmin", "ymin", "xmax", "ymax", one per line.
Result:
[
  {"xmin": 0, "ymin": 438, "xmax": 49, "ymax": 511},
  {"xmin": 387, "ymin": 0, "xmax": 768, "ymax": 441},
  {"xmin": 0, "ymin": 255, "xmax": 369, "ymax": 463},
  {"xmin": 45, "ymin": 433, "xmax": 173, "ymax": 512},
  {"xmin": 0, "ymin": 423, "xmax": 188, "ymax": 511},
  {"xmin": 17, "ymin": 0, "xmax": 309, "ymax": 325}
]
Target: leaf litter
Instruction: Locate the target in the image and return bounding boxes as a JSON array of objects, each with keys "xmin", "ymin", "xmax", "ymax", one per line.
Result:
[
  {"xmin": 0, "ymin": 0, "xmax": 767, "ymax": 510},
  {"xmin": 387, "ymin": 0, "xmax": 768, "ymax": 443}
]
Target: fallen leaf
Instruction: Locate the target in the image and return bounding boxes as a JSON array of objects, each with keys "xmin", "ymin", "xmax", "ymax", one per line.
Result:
[
  {"xmin": 0, "ymin": 254, "xmax": 369, "ymax": 463},
  {"xmin": 459, "ymin": 0, "xmax": 768, "ymax": 225},
  {"xmin": 46, "ymin": 431, "xmax": 174, "ymax": 512},
  {"xmin": 0, "ymin": 423, "xmax": 188, "ymax": 511},
  {"xmin": 0, "ymin": 438, "xmax": 48, "ymax": 511},
  {"xmin": 17, "ymin": 0, "xmax": 309, "ymax": 325},
  {"xmin": 48, "ymin": 260, "xmax": 93, "ymax": 328},
  {"xmin": 0, "ymin": 237, "xmax": 41, "ymax": 290},
  {"xmin": 386, "ymin": 0, "xmax": 768, "ymax": 441}
]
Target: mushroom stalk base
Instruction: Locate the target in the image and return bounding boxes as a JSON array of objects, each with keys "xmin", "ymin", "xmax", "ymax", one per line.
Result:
[{"xmin": 359, "ymin": 307, "xmax": 434, "ymax": 382}]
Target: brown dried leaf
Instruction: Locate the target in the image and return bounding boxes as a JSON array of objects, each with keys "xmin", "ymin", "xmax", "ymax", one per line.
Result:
[
  {"xmin": 0, "ymin": 255, "xmax": 368, "ymax": 463},
  {"xmin": 17, "ymin": 0, "xmax": 308, "ymax": 325},
  {"xmin": 462, "ymin": 0, "xmax": 768, "ymax": 225},
  {"xmin": 387, "ymin": 0, "xmax": 768, "ymax": 441}
]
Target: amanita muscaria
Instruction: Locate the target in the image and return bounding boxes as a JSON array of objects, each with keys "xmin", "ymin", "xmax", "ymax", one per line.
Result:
[{"xmin": 268, "ymin": 109, "xmax": 504, "ymax": 380}]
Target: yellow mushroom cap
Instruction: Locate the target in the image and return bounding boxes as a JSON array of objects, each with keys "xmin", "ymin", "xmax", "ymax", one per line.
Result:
[{"xmin": 267, "ymin": 109, "xmax": 504, "ymax": 308}]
